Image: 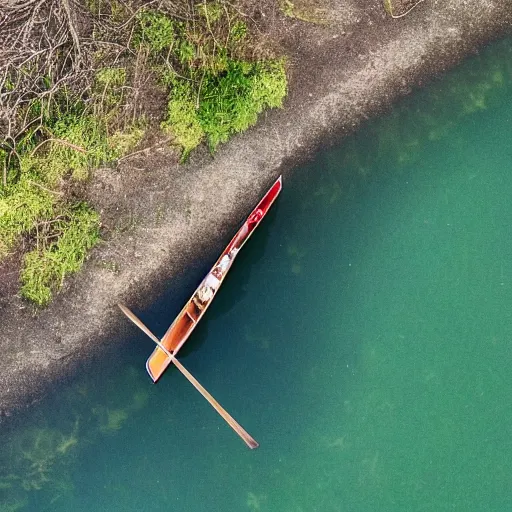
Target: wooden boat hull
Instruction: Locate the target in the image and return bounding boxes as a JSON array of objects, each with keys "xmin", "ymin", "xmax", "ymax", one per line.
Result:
[{"xmin": 146, "ymin": 176, "xmax": 282, "ymax": 382}]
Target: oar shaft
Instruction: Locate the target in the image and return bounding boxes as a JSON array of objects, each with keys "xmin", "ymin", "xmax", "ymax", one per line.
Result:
[
  {"xmin": 171, "ymin": 358, "xmax": 259, "ymax": 449},
  {"xmin": 143, "ymin": 330, "xmax": 258, "ymax": 449},
  {"xmin": 118, "ymin": 304, "xmax": 259, "ymax": 449}
]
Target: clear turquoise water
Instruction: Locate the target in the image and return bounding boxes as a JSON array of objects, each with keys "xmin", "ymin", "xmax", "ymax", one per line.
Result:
[{"xmin": 2, "ymin": 37, "xmax": 512, "ymax": 512}]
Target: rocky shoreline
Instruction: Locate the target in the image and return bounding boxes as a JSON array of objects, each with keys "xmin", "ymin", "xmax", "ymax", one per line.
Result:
[{"xmin": 1, "ymin": 0, "xmax": 511, "ymax": 419}]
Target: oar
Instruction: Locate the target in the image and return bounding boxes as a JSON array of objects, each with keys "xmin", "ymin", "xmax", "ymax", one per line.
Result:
[{"xmin": 118, "ymin": 303, "xmax": 259, "ymax": 449}]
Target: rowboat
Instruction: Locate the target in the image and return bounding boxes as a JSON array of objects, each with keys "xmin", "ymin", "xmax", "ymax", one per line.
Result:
[
  {"xmin": 119, "ymin": 176, "xmax": 282, "ymax": 448},
  {"xmin": 147, "ymin": 175, "xmax": 282, "ymax": 382}
]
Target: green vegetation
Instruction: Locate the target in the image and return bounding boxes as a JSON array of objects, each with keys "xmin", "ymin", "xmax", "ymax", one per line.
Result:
[
  {"xmin": 161, "ymin": 79, "xmax": 204, "ymax": 159},
  {"xmin": 134, "ymin": 10, "xmax": 175, "ymax": 52},
  {"xmin": 0, "ymin": 92, "xmax": 142, "ymax": 305},
  {"xmin": 0, "ymin": 177, "xmax": 55, "ymax": 259},
  {"xmin": 1, "ymin": 0, "xmax": 288, "ymax": 305},
  {"xmin": 23, "ymin": 102, "xmax": 126, "ymax": 182},
  {"xmin": 93, "ymin": 67, "xmax": 128, "ymax": 122},
  {"xmin": 383, "ymin": 0, "xmax": 394, "ymax": 15},
  {"xmin": 134, "ymin": 4, "xmax": 287, "ymax": 160},
  {"xmin": 162, "ymin": 59, "xmax": 287, "ymax": 158},
  {"xmin": 20, "ymin": 204, "xmax": 100, "ymax": 306}
]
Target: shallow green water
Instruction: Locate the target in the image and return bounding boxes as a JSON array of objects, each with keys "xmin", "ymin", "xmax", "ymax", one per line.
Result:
[{"xmin": 2, "ymin": 37, "xmax": 512, "ymax": 512}]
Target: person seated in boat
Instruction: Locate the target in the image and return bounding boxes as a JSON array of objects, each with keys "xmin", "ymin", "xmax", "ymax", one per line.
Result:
[
  {"xmin": 194, "ymin": 253, "xmax": 232, "ymax": 306},
  {"xmin": 194, "ymin": 213, "xmax": 259, "ymax": 307}
]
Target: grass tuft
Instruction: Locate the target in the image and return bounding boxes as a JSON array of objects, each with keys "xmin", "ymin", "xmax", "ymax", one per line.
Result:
[
  {"xmin": 161, "ymin": 79, "xmax": 204, "ymax": 161},
  {"xmin": 198, "ymin": 59, "xmax": 287, "ymax": 151},
  {"xmin": 161, "ymin": 58, "xmax": 286, "ymax": 159},
  {"xmin": 20, "ymin": 203, "xmax": 100, "ymax": 306},
  {"xmin": 135, "ymin": 4, "xmax": 288, "ymax": 159},
  {"xmin": 0, "ymin": 177, "xmax": 55, "ymax": 258},
  {"xmin": 134, "ymin": 10, "xmax": 175, "ymax": 53},
  {"xmin": 24, "ymin": 114, "xmax": 120, "ymax": 183},
  {"xmin": 0, "ymin": 89, "xmax": 142, "ymax": 305}
]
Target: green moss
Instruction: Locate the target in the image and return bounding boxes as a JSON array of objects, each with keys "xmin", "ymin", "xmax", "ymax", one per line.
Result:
[
  {"xmin": 108, "ymin": 124, "xmax": 145, "ymax": 155},
  {"xmin": 94, "ymin": 67, "xmax": 127, "ymax": 115},
  {"xmin": 24, "ymin": 114, "xmax": 121, "ymax": 184},
  {"xmin": 0, "ymin": 177, "xmax": 55, "ymax": 257},
  {"xmin": 136, "ymin": 4, "xmax": 288, "ymax": 160},
  {"xmin": 0, "ymin": 85, "xmax": 145, "ymax": 305},
  {"xmin": 20, "ymin": 203, "xmax": 100, "ymax": 306},
  {"xmin": 198, "ymin": 59, "xmax": 287, "ymax": 151},
  {"xmin": 96, "ymin": 68, "xmax": 126, "ymax": 86},
  {"xmin": 12, "ymin": 94, "xmax": 132, "ymax": 184},
  {"xmin": 161, "ymin": 79, "xmax": 204, "ymax": 161},
  {"xmin": 134, "ymin": 10, "xmax": 175, "ymax": 52},
  {"xmin": 174, "ymin": 39, "xmax": 196, "ymax": 65},
  {"xmin": 230, "ymin": 20, "xmax": 248, "ymax": 44},
  {"xmin": 162, "ymin": 59, "xmax": 287, "ymax": 158}
]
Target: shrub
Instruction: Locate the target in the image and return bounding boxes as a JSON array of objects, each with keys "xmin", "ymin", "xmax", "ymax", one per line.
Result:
[
  {"xmin": 161, "ymin": 79, "xmax": 204, "ymax": 161},
  {"xmin": 20, "ymin": 203, "xmax": 100, "ymax": 306},
  {"xmin": 199, "ymin": 59, "xmax": 287, "ymax": 151},
  {"xmin": 135, "ymin": 3, "xmax": 288, "ymax": 159},
  {"xmin": 162, "ymin": 58, "xmax": 287, "ymax": 157},
  {"xmin": 134, "ymin": 11, "xmax": 175, "ymax": 52},
  {"xmin": 0, "ymin": 91, "xmax": 141, "ymax": 305}
]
